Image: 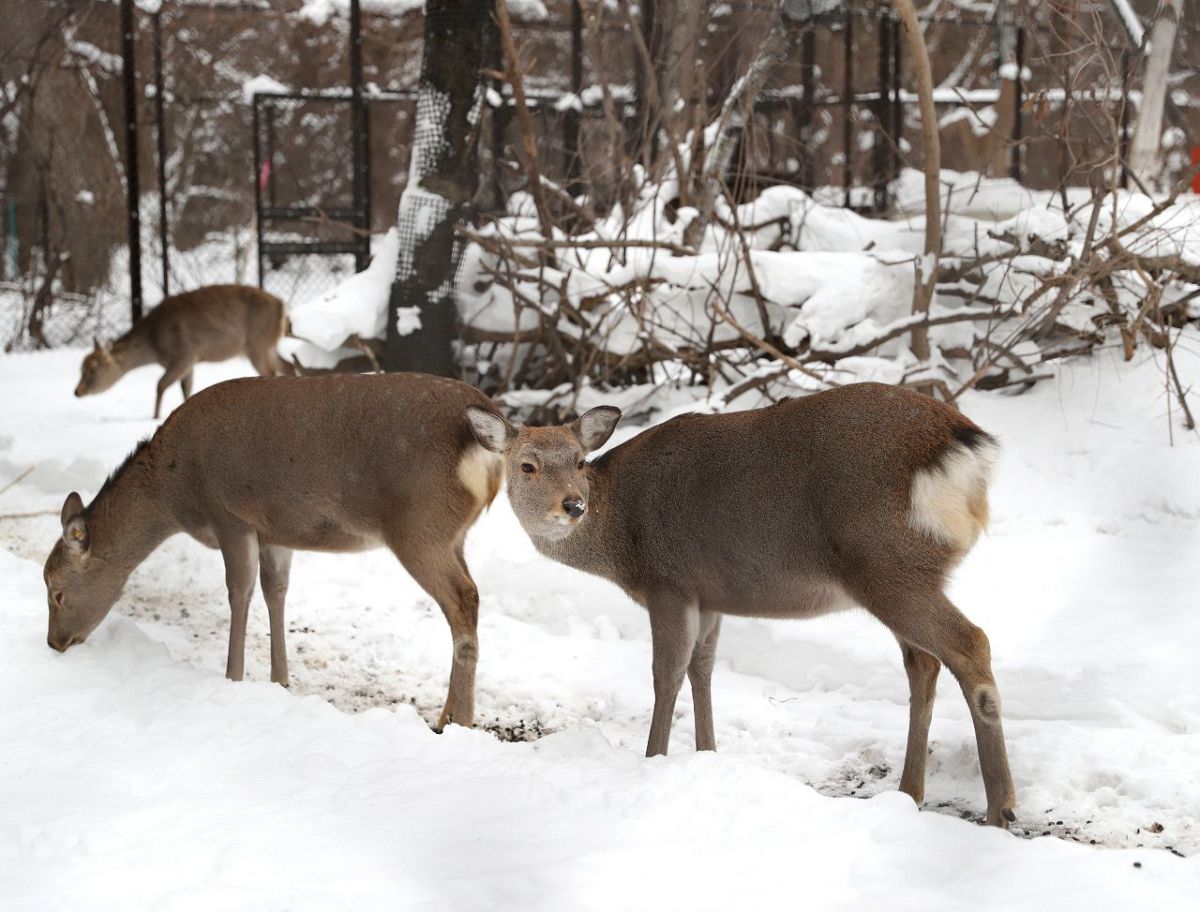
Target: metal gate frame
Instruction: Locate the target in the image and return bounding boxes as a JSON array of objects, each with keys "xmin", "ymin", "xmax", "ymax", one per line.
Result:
[{"xmin": 251, "ymin": 90, "xmax": 376, "ymax": 285}]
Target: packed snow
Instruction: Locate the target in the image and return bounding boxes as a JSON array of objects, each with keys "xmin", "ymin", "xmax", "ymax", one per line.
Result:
[
  {"xmin": 284, "ymin": 229, "xmax": 401, "ymax": 368},
  {"xmin": 242, "ymin": 74, "xmax": 289, "ymax": 104},
  {"xmin": 1, "ymin": 333, "xmax": 1198, "ymax": 908}
]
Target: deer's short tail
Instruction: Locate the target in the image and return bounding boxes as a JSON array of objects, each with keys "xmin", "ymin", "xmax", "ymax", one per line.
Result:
[
  {"xmin": 908, "ymin": 424, "xmax": 998, "ymax": 553},
  {"xmin": 456, "ymin": 442, "xmax": 505, "ymax": 512}
]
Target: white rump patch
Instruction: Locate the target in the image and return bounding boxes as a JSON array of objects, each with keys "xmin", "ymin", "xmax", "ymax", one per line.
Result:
[
  {"xmin": 908, "ymin": 439, "xmax": 998, "ymax": 551},
  {"xmin": 456, "ymin": 443, "xmax": 504, "ymax": 507}
]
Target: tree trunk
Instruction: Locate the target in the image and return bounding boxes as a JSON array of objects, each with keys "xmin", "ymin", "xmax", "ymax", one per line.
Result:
[
  {"xmin": 384, "ymin": 0, "xmax": 492, "ymax": 375},
  {"xmin": 1128, "ymin": 0, "xmax": 1182, "ymax": 189},
  {"xmin": 893, "ymin": 0, "xmax": 940, "ymax": 365},
  {"xmin": 987, "ymin": 1, "xmax": 1018, "ymax": 176}
]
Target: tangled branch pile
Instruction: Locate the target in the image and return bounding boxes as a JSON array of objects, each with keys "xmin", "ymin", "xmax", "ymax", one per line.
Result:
[
  {"xmin": 283, "ymin": 0, "xmax": 1199, "ymax": 426},
  {"xmin": 441, "ymin": 166, "xmax": 1199, "ymax": 422}
]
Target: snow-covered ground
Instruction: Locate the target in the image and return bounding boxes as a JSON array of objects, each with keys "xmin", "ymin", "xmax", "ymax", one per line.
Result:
[{"xmin": 1, "ymin": 341, "xmax": 1198, "ymax": 909}]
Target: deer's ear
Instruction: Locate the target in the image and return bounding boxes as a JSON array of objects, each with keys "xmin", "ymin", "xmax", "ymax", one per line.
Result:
[
  {"xmin": 571, "ymin": 406, "xmax": 621, "ymax": 453},
  {"xmin": 466, "ymin": 406, "xmax": 516, "ymax": 454},
  {"xmin": 61, "ymin": 492, "xmax": 84, "ymax": 526},
  {"xmin": 92, "ymin": 337, "xmax": 101, "ymax": 352},
  {"xmin": 60, "ymin": 492, "xmax": 89, "ymax": 553}
]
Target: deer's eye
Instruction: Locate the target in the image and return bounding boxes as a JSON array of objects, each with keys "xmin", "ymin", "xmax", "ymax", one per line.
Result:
[
  {"xmin": 51, "ymin": 590, "xmax": 65, "ymax": 609},
  {"xmin": 521, "ymin": 463, "xmax": 536, "ymax": 474},
  {"xmin": 577, "ymin": 460, "xmax": 585, "ymax": 470}
]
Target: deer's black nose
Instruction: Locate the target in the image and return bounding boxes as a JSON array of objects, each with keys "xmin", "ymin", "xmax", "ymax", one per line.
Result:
[{"xmin": 563, "ymin": 498, "xmax": 585, "ymax": 518}]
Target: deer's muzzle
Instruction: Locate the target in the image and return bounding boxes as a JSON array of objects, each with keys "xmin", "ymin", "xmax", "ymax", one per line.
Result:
[{"xmin": 47, "ymin": 633, "xmax": 78, "ymax": 652}]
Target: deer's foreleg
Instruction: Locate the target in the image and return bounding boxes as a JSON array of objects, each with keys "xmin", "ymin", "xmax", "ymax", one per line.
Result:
[
  {"xmin": 645, "ymin": 596, "xmax": 700, "ymax": 757},
  {"xmin": 217, "ymin": 527, "xmax": 259, "ymax": 682}
]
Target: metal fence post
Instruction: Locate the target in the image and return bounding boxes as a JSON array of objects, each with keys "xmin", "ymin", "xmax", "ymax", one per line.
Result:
[
  {"xmin": 152, "ymin": 8, "xmax": 169, "ymax": 296},
  {"xmin": 252, "ymin": 95, "xmax": 264, "ymax": 288},
  {"xmin": 120, "ymin": 0, "xmax": 143, "ymax": 321},
  {"xmin": 1010, "ymin": 25, "xmax": 1024, "ymax": 182},
  {"xmin": 799, "ymin": 28, "xmax": 816, "ymax": 190},
  {"xmin": 874, "ymin": 10, "xmax": 891, "ymax": 213},
  {"xmin": 842, "ymin": 10, "xmax": 854, "ymax": 209},
  {"xmin": 350, "ymin": 0, "xmax": 370, "ymax": 270},
  {"xmin": 564, "ymin": 0, "xmax": 583, "ymax": 197},
  {"xmin": 890, "ymin": 14, "xmax": 902, "ymax": 199}
]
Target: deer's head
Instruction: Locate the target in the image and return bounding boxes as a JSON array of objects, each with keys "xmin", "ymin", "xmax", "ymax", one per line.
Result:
[
  {"xmin": 76, "ymin": 340, "xmax": 123, "ymax": 397},
  {"xmin": 44, "ymin": 492, "xmax": 123, "ymax": 652},
  {"xmin": 467, "ymin": 405, "xmax": 621, "ymax": 541}
]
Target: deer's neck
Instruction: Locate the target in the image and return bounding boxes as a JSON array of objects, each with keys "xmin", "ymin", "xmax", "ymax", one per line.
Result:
[
  {"xmin": 532, "ymin": 467, "xmax": 621, "ymax": 582},
  {"xmin": 87, "ymin": 454, "xmax": 179, "ymax": 581},
  {"xmin": 112, "ymin": 328, "xmax": 158, "ymax": 369}
]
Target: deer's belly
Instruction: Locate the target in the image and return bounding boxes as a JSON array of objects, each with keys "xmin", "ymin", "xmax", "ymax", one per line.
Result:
[
  {"xmin": 196, "ymin": 338, "xmax": 244, "ymax": 362},
  {"xmin": 259, "ymin": 522, "xmax": 382, "ymax": 553},
  {"xmin": 184, "ymin": 519, "xmax": 382, "ymax": 554},
  {"xmin": 272, "ymin": 534, "xmax": 380, "ymax": 553},
  {"xmin": 703, "ymin": 577, "xmax": 859, "ymax": 620}
]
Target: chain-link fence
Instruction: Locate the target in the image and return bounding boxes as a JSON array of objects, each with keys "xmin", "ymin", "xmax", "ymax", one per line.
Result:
[{"xmin": 3, "ymin": 1, "xmax": 1196, "ymax": 351}]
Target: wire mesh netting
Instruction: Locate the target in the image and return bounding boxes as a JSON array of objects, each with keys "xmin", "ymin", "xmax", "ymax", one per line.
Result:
[{"xmin": 2, "ymin": 1, "xmax": 1197, "ymax": 351}]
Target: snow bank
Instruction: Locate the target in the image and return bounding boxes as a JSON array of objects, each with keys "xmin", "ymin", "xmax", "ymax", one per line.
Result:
[
  {"xmin": 287, "ymin": 228, "xmax": 399, "ymax": 355},
  {"xmin": 1, "ymin": 337, "xmax": 1198, "ymax": 908},
  {"xmin": 2, "ymin": 501, "xmax": 1199, "ymax": 910},
  {"xmin": 2, "ymin": 544, "xmax": 1193, "ymax": 910},
  {"xmin": 892, "ymin": 168, "xmax": 1095, "ymax": 222}
]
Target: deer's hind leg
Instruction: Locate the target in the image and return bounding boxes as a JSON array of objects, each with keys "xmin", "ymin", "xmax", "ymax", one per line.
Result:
[
  {"xmin": 154, "ymin": 360, "xmax": 195, "ymax": 419},
  {"xmin": 865, "ymin": 586, "xmax": 1016, "ymax": 828},
  {"xmin": 897, "ymin": 640, "xmax": 941, "ymax": 805},
  {"xmin": 249, "ymin": 344, "xmax": 289, "ymax": 378},
  {"xmin": 688, "ymin": 611, "xmax": 722, "ymax": 752},
  {"xmin": 387, "ymin": 532, "xmax": 481, "ymax": 731},
  {"xmin": 259, "ymin": 543, "xmax": 294, "ymax": 686}
]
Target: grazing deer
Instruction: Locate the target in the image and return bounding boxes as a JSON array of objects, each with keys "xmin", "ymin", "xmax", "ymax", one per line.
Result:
[
  {"xmin": 467, "ymin": 383, "xmax": 1018, "ymax": 827},
  {"xmin": 75, "ymin": 284, "xmax": 292, "ymax": 419},
  {"xmin": 45, "ymin": 373, "xmax": 504, "ymax": 730}
]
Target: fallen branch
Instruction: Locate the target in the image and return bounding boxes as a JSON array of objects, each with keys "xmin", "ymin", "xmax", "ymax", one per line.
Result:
[{"xmin": 0, "ymin": 467, "xmax": 35, "ymax": 499}]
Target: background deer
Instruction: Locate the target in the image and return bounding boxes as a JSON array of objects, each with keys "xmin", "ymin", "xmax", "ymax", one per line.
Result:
[
  {"xmin": 76, "ymin": 284, "xmax": 292, "ymax": 418},
  {"xmin": 467, "ymin": 383, "xmax": 1018, "ymax": 827},
  {"xmin": 45, "ymin": 372, "xmax": 504, "ymax": 730}
]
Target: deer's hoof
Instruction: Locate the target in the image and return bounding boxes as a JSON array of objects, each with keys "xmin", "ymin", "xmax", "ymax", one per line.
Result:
[{"xmin": 986, "ymin": 807, "xmax": 1016, "ymax": 829}]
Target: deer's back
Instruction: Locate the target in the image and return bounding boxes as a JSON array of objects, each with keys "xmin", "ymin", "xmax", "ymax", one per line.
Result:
[
  {"xmin": 151, "ymin": 373, "xmax": 493, "ymax": 551},
  {"xmin": 141, "ymin": 285, "xmax": 284, "ymax": 362},
  {"xmin": 595, "ymin": 383, "xmax": 983, "ymax": 615}
]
